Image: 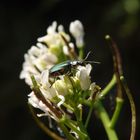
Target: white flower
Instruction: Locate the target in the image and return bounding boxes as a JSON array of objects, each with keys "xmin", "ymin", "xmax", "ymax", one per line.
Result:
[
  {"xmin": 53, "ymin": 76, "xmax": 73, "ymax": 96},
  {"xmin": 28, "ymin": 70, "xmax": 72, "ymax": 116},
  {"xmin": 37, "ymin": 21, "xmax": 70, "ymax": 53},
  {"xmin": 28, "ymin": 91, "xmax": 58, "ymax": 121},
  {"xmin": 40, "ymin": 70, "xmax": 57, "ymax": 101},
  {"xmin": 37, "ymin": 64, "xmax": 93, "ymax": 103},
  {"xmin": 69, "ymin": 20, "xmax": 84, "ymax": 47},
  {"xmin": 76, "ymin": 64, "xmax": 92, "ymax": 90},
  {"xmin": 63, "ymin": 42, "xmax": 75, "ymax": 56},
  {"xmin": 20, "ymin": 21, "xmax": 86, "ymax": 86},
  {"xmin": 47, "ymin": 21, "xmax": 57, "ymax": 34},
  {"xmin": 28, "ymin": 91, "xmax": 48, "ymax": 113},
  {"xmin": 28, "ymin": 63, "xmax": 100, "ymax": 122},
  {"xmin": 20, "ymin": 43, "xmax": 57, "ymax": 86},
  {"xmin": 20, "ymin": 20, "xmax": 102, "ymax": 139},
  {"xmin": 38, "ymin": 70, "xmax": 73, "ymax": 105}
]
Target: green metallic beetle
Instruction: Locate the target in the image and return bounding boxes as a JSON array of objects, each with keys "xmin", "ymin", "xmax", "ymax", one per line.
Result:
[{"xmin": 49, "ymin": 52, "xmax": 99, "ymax": 77}]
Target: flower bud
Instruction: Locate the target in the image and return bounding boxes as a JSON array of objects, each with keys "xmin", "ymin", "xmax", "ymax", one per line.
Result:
[
  {"xmin": 69, "ymin": 20, "xmax": 84, "ymax": 47},
  {"xmin": 76, "ymin": 64, "xmax": 92, "ymax": 90}
]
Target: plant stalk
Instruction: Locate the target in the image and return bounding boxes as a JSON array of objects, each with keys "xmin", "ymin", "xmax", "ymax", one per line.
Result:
[{"xmin": 94, "ymin": 101, "xmax": 118, "ymax": 140}]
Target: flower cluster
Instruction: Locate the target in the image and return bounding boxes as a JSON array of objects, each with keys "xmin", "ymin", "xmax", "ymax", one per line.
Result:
[
  {"xmin": 20, "ymin": 20, "xmax": 85, "ymax": 85},
  {"xmin": 28, "ymin": 64, "xmax": 99, "ymax": 118},
  {"xmin": 20, "ymin": 20, "xmax": 100, "ymax": 139}
]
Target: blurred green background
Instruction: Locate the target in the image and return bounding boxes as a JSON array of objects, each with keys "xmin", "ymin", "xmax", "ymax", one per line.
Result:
[{"xmin": 0, "ymin": 0, "xmax": 140, "ymax": 139}]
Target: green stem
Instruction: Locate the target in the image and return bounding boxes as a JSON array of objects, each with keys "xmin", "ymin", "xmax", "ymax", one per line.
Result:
[
  {"xmin": 110, "ymin": 97, "xmax": 123, "ymax": 128},
  {"xmin": 63, "ymin": 103, "xmax": 74, "ymax": 112},
  {"xmin": 58, "ymin": 123, "xmax": 76, "ymax": 140},
  {"xmin": 94, "ymin": 101, "xmax": 118, "ymax": 140},
  {"xmin": 65, "ymin": 120, "xmax": 89, "ymax": 140},
  {"xmin": 79, "ymin": 47, "xmax": 84, "ymax": 59},
  {"xmin": 85, "ymin": 102, "xmax": 94, "ymax": 128},
  {"xmin": 100, "ymin": 75, "xmax": 124, "ymax": 99},
  {"xmin": 100, "ymin": 75, "xmax": 116, "ymax": 98}
]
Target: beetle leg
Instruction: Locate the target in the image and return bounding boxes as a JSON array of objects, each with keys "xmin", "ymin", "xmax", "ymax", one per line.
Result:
[
  {"xmin": 49, "ymin": 75, "xmax": 60, "ymax": 87},
  {"xmin": 71, "ymin": 66, "xmax": 79, "ymax": 76}
]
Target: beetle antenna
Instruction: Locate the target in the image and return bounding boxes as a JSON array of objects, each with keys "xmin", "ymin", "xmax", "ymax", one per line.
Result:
[
  {"xmin": 83, "ymin": 51, "xmax": 92, "ymax": 61},
  {"xmin": 82, "ymin": 51, "xmax": 100, "ymax": 64},
  {"xmin": 85, "ymin": 60, "xmax": 100, "ymax": 64}
]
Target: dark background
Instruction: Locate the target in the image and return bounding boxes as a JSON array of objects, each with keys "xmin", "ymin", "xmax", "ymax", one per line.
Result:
[{"xmin": 0, "ymin": 0, "xmax": 140, "ymax": 139}]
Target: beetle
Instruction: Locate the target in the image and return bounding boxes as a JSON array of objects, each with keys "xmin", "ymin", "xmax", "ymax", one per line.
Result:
[{"xmin": 49, "ymin": 52, "xmax": 99, "ymax": 78}]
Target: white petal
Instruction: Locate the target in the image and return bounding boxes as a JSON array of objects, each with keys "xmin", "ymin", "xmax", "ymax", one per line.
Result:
[
  {"xmin": 69, "ymin": 42, "xmax": 74, "ymax": 49},
  {"xmin": 79, "ymin": 69, "xmax": 91, "ymax": 90},
  {"xmin": 58, "ymin": 25, "xmax": 64, "ymax": 32},
  {"xmin": 69, "ymin": 20, "xmax": 84, "ymax": 47},
  {"xmin": 57, "ymin": 95, "xmax": 65, "ymax": 107},
  {"xmin": 47, "ymin": 21, "xmax": 57, "ymax": 34},
  {"xmin": 63, "ymin": 45, "xmax": 69, "ymax": 55},
  {"xmin": 28, "ymin": 46, "xmax": 40, "ymax": 56},
  {"xmin": 69, "ymin": 20, "xmax": 84, "ymax": 37},
  {"xmin": 76, "ymin": 65, "xmax": 91, "ymax": 90},
  {"xmin": 41, "ymin": 70, "xmax": 50, "ymax": 86},
  {"xmin": 37, "ymin": 36, "xmax": 47, "ymax": 43},
  {"xmin": 85, "ymin": 64, "xmax": 92, "ymax": 75}
]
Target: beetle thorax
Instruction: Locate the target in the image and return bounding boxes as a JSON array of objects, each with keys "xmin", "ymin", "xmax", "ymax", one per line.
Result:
[
  {"xmin": 70, "ymin": 61, "xmax": 78, "ymax": 66},
  {"xmin": 71, "ymin": 60, "xmax": 85, "ymax": 66}
]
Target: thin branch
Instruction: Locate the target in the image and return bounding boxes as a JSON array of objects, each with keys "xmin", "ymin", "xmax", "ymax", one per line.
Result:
[
  {"xmin": 60, "ymin": 33, "xmax": 78, "ymax": 59},
  {"xmin": 85, "ymin": 102, "xmax": 94, "ymax": 128},
  {"xmin": 31, "ymin": 75, "xmax": 63, "ymax": 119},
  {"xmin": 105, "ymin": 35, "xmax": 124, "ymax": 128},
  {"xmin": 121, "ymin": 78, "xmax": 136, "ymax": 140},
  {"xmin": 28, "ymin": 104, "xmax": 64, "ymax": 140},
  {"xmin": 105, "ymin": 35, "xmax": 136, "ymax": 140},
  {"xmin": 105, "ymin": 35, "xmax": 123, "ymax": 98}
]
